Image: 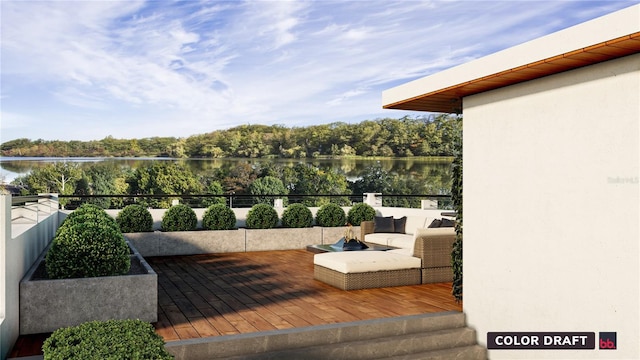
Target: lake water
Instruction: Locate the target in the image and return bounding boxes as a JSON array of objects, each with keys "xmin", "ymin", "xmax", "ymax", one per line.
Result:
[{"xmin": 0, "ymin": 157, "xmax": 453, "ymax": 192}]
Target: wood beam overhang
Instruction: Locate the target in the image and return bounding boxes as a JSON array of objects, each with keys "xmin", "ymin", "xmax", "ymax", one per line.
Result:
[{"xmin": 383, "ymin": 32, "xmax": 640, "ymax": 114}]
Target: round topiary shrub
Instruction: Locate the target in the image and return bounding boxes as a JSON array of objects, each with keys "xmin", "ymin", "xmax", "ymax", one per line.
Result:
[
  {"xmin": 56, "ymin": 206, "xmax": 120, "ymax": 238},
  {"xmin": 116, "ymin": 204, "xmax": 153, "ymax": 233},
  {"xmin": 60, "ymin": 204, "xmax": 109, "ymax": 228},
  {"xmin": 46, "ymin": 221, "xmax": 130, "ymax": 279},
  {"xmin": 245, "ymin": 203, "xmax": 279, "ymax": 229},
  {"xmin": 202, "ymin": 204, "xmax": 236, "ymax": 230},
  {"xmin": 281, "ymin": 203, "xmax": 313, "ymax": 228},
  {"xmin": 315, "ymin": 203, "xmax": 347, "ymax": 227},
  {"xmin": 347, "ymin": 203, "xmax": 376, "ymax": 225},
  {"xmin": 161, "ymin": 204, "xmax": 197, "ymax": 231},
  {"xmin": 43, "ymin": 319, "xmax": 173, "ymax": 360}
]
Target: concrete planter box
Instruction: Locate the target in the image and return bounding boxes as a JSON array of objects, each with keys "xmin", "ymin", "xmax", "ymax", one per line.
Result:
[
  {"xmin": 125, "ymin": 229, "xmax": 245, "ymax": 257},
  {"xmin": 19, "ymin": 241, "xmax": 157, "ymax": 335},
  {"xmin": 246, "ymin": 227, "xmax": 323, "ymax": 251},
  {"xmin": 123, "ymin": 226, "xmax": 360, "ymax": 257}
]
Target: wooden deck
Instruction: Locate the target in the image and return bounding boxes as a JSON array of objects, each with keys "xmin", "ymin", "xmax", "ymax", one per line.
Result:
[{"xmin": 9, "ymin": 249, "xmax": 461, "ymax": 357}]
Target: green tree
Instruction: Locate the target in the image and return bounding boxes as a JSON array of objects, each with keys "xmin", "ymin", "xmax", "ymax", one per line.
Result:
[
  {"xmin": 23, "ymin": 162, "xmax": 82, "ymax": 207},
  {"xmin": 248, "ymin": 176, "xmax": 288, "ymax": 205},
  {"xmin": 74, "ymin": 163, "xmax": 124, "ymax": 208},
  {"xmin": 201, "ymin": 179, "xmax": 226, "ymax": 207},
  {"xmin": 222, "ymin": 162, "xmax": 258, "ymax": 194},
  {"xmin": 289, "ymin": 164, "xmax": 350, "ymax": 206},
  {"xmin": 131, "ymin": 162, "xmax": 202, "ymax": 208}
]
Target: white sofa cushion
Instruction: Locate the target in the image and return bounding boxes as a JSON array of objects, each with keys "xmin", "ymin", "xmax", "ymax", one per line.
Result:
[
  {"xmin": 386, "ymin": 234, "xmax": 415, "ymax": 250},
  {"xmin": 314, "ymin": 251, "xmax": 421, "ymax": 274},
  {"xmin": 364, "ymin": 233, "xmax": 395, "ymax": 246},
  {"xmin": 364, "ymin": 232, "xmax": 414, "ymax": 250},
  {"xmin": 404, "ymin": 215, "xmax": 429, "ymax": 235}
]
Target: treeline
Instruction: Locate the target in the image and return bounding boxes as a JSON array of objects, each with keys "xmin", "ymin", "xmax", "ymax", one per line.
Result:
[
  {"xmin": 1, "ymin": 115, "xmax": 461, "ymax": 158},
  {"xmin": 12, "ymin": 161, "xmax": 450, "ymax": 209}
]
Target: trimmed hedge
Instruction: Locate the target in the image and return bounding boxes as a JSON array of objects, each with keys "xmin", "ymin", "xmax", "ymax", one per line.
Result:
[
  {"xmin": 245, "ymin": 204, "xmax": 279, "ymax": 229},
  {"xmin": 162, "ymin": 204, "xmax": 197, "ymax": 231},
  {"xmin": 281, "ymin": 203, "xmax": 313, "ymax": 228},
  {"xmin": 59, "ymin": 204, "xmax": 109, "ymax": 229},
  {"xmin": 202, "ymin": 204, "xmax": 236, "ymax": 230},
  {"xmin": 116, "ymin": 204, "xmax": 153, "ymax": 233},
  {"xmin": 347, "ymin": 203, "xmax": 376, "ymax": 225},
  {"xmin": 315, "ymin": 203, "xmax": 346, "ymax": 227},
  {"xmin": 46, "ymin": 221, "xmax": 130, "ymax": 279},
  {"xmin": 42, "ymin": 319, "xmax": 173, "ymax": 360},
  {"xmin": 57, "ymin": 209, "xmax": 120, "ymax": 237}
]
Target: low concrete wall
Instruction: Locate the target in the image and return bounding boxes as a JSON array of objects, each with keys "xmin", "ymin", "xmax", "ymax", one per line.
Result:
[
  {"xmin": 125, "ymin": 226, "xmax": 359, "ymax": 257},
  {"xmin": 321, "ymin": 226, "xmax": 350, "ymax": 245},
  {"xmin": 246, "ymin": 227, "xmax": 323, "ymax": 252},
  {"xmin": 19, "ymin": 241, "xmax": 157, "ymax": 335},
  {"xmin": 125, "ymin": 229, "xmax": 245, "ymax": 257}
]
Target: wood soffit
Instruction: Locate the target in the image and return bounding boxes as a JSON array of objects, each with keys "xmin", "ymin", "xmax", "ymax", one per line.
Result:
[{"xmin": 384, "ymin": 32, "xmax": 640, "ymax": 114}]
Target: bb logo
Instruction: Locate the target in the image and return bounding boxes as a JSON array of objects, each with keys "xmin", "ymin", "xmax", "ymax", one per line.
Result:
[{"xmin": 599, "ymin": 332, "xmax": 617, "ymax": 350}]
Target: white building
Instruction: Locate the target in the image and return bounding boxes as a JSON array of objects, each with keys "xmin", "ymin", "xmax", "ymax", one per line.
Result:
[{"xmin": 383, "ymin": 5, "xmax": 639, "ymax": 359}]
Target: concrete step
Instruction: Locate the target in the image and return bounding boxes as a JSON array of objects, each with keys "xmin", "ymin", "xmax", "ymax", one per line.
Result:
[
  {"xmin": 166, "ymin": 312, "xmax": 486, "ymax": 360},
  {"xmin": 224, "ymin": 327, "xmax": 478, "ymax": 360},
  {"xmin": 377, "ymin": 345, "xmax": 487, "ymax": 360}
]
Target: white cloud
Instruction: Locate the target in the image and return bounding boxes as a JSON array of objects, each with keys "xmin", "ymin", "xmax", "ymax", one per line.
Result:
[{"xmin": 1, "ymin": 0, "xmax": 636, "ymax": 141}]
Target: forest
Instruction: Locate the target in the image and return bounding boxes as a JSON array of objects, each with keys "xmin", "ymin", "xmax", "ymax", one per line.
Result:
[
  {"xmin": 0, "ymin": 115, "xmax": 461, "ymax": 158},
  {"xmin": 10, "ymin": 161, "xmax": 452, "ymax": 209}
]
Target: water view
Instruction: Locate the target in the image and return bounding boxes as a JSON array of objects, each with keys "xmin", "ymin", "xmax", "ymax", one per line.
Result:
[{"xmin": 0, "ymin": 156, "xmax": 453, "ymax": 193}]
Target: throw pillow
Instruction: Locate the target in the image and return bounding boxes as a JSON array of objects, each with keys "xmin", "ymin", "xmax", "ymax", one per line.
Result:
[
  {"xmin": 427, "ymin": 219, "xmax": 442, "ymax": 228},
  {"xmin": 373, "ymin": 216, "xmax": 395, "ymax": 233},
  {"xmin": 393, "ymin": 216, "xmax": 407, "ymax": 233},
  {"xmin": 440, "ymin": 218, "xmax": 455, "ymax": 227}
]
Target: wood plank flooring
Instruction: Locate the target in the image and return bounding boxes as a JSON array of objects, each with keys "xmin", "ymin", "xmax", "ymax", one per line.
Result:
[{"xmin": 9, "ymin": 249, "xmax": 461, "ymax": 358}]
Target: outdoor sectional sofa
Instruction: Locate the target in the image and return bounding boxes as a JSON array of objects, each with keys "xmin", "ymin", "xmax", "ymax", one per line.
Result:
[{"xmin": 313, "ymin": 216, "xmax": 456, "ymax": 290}]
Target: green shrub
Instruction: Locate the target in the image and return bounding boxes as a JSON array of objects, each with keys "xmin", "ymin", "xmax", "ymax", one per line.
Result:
[
  {"xmin": 42, "ymin": 319, "xmax": 173, "ymax": 360},
  {"xmin": 60, "ymin": 204, "xmax": 109, "ymax": 228},
  {"xmin": 347, "ymin": 203, "xmax": 376, "ymax": 225},
  {"xmin": 161, "ymin": 204, "xmax": 197, "ymax": 231},
  {"xmin": 202, "ymin": 204, "xmax": 236, "ymax": 230},
  {"xmin": 245, "ymin": 203, "xmax": 279, "ymax": 229},
  {"xmin": 315, "ymin": 203, "xmax": 346, "ymax": 227},
  {"xmin": 46, "ymin": 221, "xmax": 130, "ymax": 279},
  {"xmin": 281, "ymin": 203, "xmax": 313, "ymax": 228},
  {"xmin": 116, "ymin": 204, "xmax": 153, "ymax": 233},
  {"xmin": 58, "ymin": 206, "xmax": 119, "ymax": 236}
]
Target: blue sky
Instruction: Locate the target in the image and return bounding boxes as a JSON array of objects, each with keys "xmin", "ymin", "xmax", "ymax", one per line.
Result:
[{"xmin": 1, "ymin": 1, "xmax": 637, "ymax": 142}]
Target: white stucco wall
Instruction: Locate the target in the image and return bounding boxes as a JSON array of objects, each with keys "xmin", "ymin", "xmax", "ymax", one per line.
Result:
[
  {"xmin": 463, "ymin": 54, "xmax": 639, "ymax": 359},
  {"xmin": 0, "ymin": 195, "xmax": 58, "ymax": 360}
]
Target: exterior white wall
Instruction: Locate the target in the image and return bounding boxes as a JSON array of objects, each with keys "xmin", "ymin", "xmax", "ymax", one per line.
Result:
[
  {"xmin": 463, "ymin": 54, "xmax": 639, "ymax": 359},
  {"xmin": 0, "ymin": 195, "xmax": 59, "ymax": 360}
]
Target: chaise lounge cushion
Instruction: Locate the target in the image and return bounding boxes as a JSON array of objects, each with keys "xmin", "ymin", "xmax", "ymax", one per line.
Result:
[{"xmin": 313, "ymin": 251, "xmax": 421, "ymax": 274}]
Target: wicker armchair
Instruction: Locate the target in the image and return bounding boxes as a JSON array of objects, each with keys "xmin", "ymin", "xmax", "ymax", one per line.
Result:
[
  {"xmin": 360, "ymin": 221, "xmax": 455, "ymax": 284},
  {"xmin": 412, "ymin": 227, "xmax": 455, "ymax": 283}
]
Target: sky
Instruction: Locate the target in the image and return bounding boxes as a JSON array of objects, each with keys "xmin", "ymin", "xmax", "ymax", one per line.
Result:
[{"xmin": 1, "ymin": 0, "xmax": 637, "ymax": 142}]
